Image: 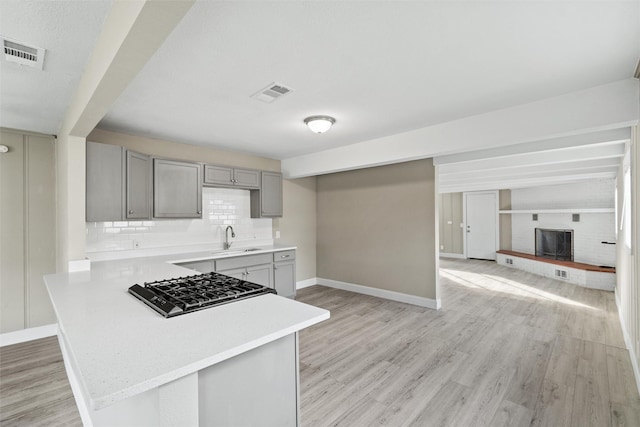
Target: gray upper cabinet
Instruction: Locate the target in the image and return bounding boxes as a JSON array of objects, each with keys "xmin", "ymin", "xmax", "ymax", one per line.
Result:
[
  {"xmin": 204, "ymin": 165, "xmax": 260, "ymax": 189},
  {"xmin": 126, "ymin": 151, "xmax": 152, "ymax": 220},
  {"xmin": 252, "ymin": 171, "xmax": 283, "ymax": 218},
  {"xmin": 234, "ymin": 168, "xmax": 260, "ymax": 188},
  {"xmin": 86, "ymin": 141, "xmax": 124, "ymax": 222},
  {"xmin": 154, "ymin": 159, "xmax": 202, "ymax": 218},
  {"xmin": 86, "ymin": 142, "xmax": 151, "ymax": 221}
]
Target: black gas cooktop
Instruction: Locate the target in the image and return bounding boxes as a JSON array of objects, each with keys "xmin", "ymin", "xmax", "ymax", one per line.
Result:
[{"xmin": 128, "ymin": 272, "xmax": 276, "ymax": 318}]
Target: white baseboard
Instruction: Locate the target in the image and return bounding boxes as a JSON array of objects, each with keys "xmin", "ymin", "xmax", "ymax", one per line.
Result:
[
  {"xmin": 616, "ymin": 294, "xmax": 640, "ymax": 396},
  {"xmin": 316, "ymin": 278, "xmax": 441, "ymax": 310},
  {"xmin": 296, "ymin": 278, "xmax": 318, "ymax": 290},
  {"xmin": 0, "ymin": 323, "xmax": 58, "ymax": 347},
  {"xmin": 439, "ymin": 252, "xmax": 465, "ymax": 259}
]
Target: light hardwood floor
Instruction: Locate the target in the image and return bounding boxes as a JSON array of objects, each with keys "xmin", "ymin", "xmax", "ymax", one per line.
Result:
[
  {"xmin": 296, "ymin": 258, "xmax": 640, "ymax": 426},
  {"xmin": 1, "ymin": 259, "xmax": 639, "ymax": 426},
  {"xmin": 0, "ymin": 336, "xmax": 81, "ymax": 426}
]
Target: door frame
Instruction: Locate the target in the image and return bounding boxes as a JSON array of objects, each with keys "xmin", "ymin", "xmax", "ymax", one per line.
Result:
[{"xmin": 463, "ymin": 190, "xmax": 500, "ymax": 259}]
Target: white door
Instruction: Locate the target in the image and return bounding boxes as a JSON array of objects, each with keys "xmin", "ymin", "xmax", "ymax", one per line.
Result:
[{"xmin": 465, "ymin": 192, "xmax": 497, "ymax": 260}]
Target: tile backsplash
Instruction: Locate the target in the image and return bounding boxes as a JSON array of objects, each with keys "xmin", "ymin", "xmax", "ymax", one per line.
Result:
[{"xmin": 86, "ymin": 188, "xmax": 273, "ymax": 257}]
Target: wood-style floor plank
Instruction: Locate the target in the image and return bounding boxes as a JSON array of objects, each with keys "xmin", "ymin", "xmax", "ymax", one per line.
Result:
[
  {"xmin": 2, "ymin": 258, "xmax": 639, "ymax": 426},
  {"xmin": 0, "ymin": 336, "xmax": 81, "ymax": 426},
  {"xmin": 298, "ymin": 258, "xmax": 640, "ymax": 426}
]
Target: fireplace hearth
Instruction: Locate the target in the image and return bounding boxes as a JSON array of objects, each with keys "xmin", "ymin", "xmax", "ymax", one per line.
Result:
[{"xmin": 535, "ymin": 228, "xmax": 573, "ymax": 261}]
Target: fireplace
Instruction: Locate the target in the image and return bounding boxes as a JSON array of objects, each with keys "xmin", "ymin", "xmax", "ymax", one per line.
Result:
[{"xmin": 535, "ymin": 228, "xmax": 573, "ymax": 261}]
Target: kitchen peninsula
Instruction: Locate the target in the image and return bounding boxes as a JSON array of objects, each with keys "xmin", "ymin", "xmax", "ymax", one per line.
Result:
[{"xmin": 44, "ymin": 245, "xmax": 329, "ymax": 427}]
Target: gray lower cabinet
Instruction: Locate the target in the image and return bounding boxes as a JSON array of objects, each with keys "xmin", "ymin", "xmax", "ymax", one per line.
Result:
[
  {"xmin": 154, "ymin": 159, "xmax": 202, "ymax": 218},
  {"xmin": 216, "ymin": 267, "xmax": 246, "ymax": 281},
  {"xmin": 204, "ymin": 165, "xmax": 260, "ymax": 189},
  {"xmin": 86, "ymin": 141, "xmax": 151, "ymax": 221},
  {"xmin": 217, "ymin": 264, "xmax": 273, "ymax": 288},
  {"xmin": 251, "ymin": 171, "xmax": 283, "ymax": 218},
  {"xmin": 274, "ymin": 250, "xmax": 296, "ymax": 298},
  {"xmin": 176, "ymin": 250, "xmax": 296, "ymax": 296},
  {"xmin": 215, "ymin": 253, "xmax": 274, "ymax": 288}
]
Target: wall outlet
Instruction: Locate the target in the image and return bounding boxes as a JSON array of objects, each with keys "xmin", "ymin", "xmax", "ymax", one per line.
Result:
[
  {"xmin": 275, "ymin": 231, "xmax": 281, "ymax": 239},
  {"xmin": 440, "ymin": 245, "xmax": 444, "ymax": 250}
]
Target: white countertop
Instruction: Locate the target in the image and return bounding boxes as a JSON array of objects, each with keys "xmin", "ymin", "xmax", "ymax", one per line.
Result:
[{"xmin": 44, "ymin": 244, "xmax": 329, "ymax": 410}]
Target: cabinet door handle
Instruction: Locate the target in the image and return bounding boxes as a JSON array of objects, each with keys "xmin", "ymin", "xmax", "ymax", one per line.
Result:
[
  {"xmin": 281, "ymin": 254, "xmax": 290, "ymax": 258},
  {"xmin": 246, "ymin": 270, "xmax": 251, "ymax": 275},
  {"xmin": 128, "ymin": 210, "xmax": 133, "ymax": 214},
  {"xmin": 197, "ymin": 210, "xmax": 201, "ymax": 214},
  {"xmin": 274, "ymin": 266, "xmax": 278, "ymax": 270}
]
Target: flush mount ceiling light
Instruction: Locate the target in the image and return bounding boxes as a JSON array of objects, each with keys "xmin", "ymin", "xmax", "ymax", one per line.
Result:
[{"xmin": 304, "ymin": 116, "xmax": 335, "ymax": 134}]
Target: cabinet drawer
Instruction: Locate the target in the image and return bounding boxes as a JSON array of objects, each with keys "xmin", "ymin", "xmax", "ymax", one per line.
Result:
[
  {"xmin": 274, "ymin": 250, "xmax": 295, "ymax": 262},
  {"xmin": 214, "ymin": 253, "xmax": 273, "ymax": 271}
]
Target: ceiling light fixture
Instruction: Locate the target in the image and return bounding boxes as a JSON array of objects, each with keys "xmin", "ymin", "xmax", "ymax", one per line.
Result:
[{"xmin": 304, "ymin": 116, "xmax": 335, "ymax": 134}]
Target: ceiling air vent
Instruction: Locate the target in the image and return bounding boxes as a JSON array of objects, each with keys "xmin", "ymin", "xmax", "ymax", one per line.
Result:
[
  {"xmin": 251, "ymin": 82, "xmax": 294, "ymax": 103},
  {"xmin": 1, "ymin": 36, "xmax": 45, "ymax": 70}
]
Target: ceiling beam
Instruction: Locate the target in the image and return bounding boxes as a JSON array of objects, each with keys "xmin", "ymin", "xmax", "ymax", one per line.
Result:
[
  {"xmin": 437, "ymin": 142, "xmax": 625, "ymax": 175},
  {"xmin": 433, "ymin": 128, "xmax": 630, "ymax": 166},
  {"xmin": 440, "ymin": 172, "xmax": 616, "ymax": 194},
  {"xmin": 282, "ymin": 78, "xmax": 639, "ymax": 178},
  {"xmin": 58, "ymin": 0, "xmax": 195, "ymax": 138},
  {"xmin": 441, "ymin": 161, "xmax": 619, "ymax": 185}
]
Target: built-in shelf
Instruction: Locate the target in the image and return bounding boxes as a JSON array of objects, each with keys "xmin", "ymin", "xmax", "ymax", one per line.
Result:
[{"xmin": 499, "ymin": 208, "xmax": 614, "ymax": 214}]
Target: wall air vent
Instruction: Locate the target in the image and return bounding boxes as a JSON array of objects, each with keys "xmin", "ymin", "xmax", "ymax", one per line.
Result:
[
  {"xmin": 555, "ymin": 269, "xmax": 568, "ymax": 280},
  {"xmin": 251, "ymin": 82, "xmax": 294, "ymax": 104},
  {"xmin": 1, "ymin": 37, "xmax": 45, "ymax": 70}
]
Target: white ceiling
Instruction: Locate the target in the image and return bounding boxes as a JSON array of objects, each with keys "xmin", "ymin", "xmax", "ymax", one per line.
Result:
[
  {"xmin": 98, "ymin": 1, "xmax": 639, "ymax": 160},
  {"xmin": 0, "ymin": 0, "xmax": 112, "ymax": 135},
  {"xmin": 0, "ymin": 1, "xmax": 638, "ymax": 192}
]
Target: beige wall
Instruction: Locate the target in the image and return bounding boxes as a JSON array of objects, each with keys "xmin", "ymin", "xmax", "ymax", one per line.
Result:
[
  {"xmin": 316, "ymin": 159, "xmax": 438, "ymax": 300},
  {"xmin": 56, "ymin": 134, "xmax": 86, "ymax": 271},
  {"xmin": 1, "ymin": 129, "xmax": 56, "ymax": 333},
  {"xmin": 88, "ymin": 128, "xmax": 280, "ymax": 172},
  {"xmin": 438, "ymin": 192, "xmax": 463, "ymax": 254},
  {"xmin": 499, "ymin": 189, "xmax": 512, "ymax": 251},
  {"xmin": 616, "ymin": 125, "xmax": 640, "ymax": 385},
  {"xmin": 274, "ymin": 177, "xmax": 317, "ymax": 281}
]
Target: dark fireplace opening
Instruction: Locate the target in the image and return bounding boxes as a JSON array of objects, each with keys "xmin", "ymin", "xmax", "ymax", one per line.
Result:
[{"xmin": 535, "ymin": 228, "xmax": 573, "ymax": 261}]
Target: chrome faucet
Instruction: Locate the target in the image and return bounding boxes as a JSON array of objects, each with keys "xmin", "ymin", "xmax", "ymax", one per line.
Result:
[{"xmin": 224, "ymin": 226, "xmax": 235, "ymax": 250}]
